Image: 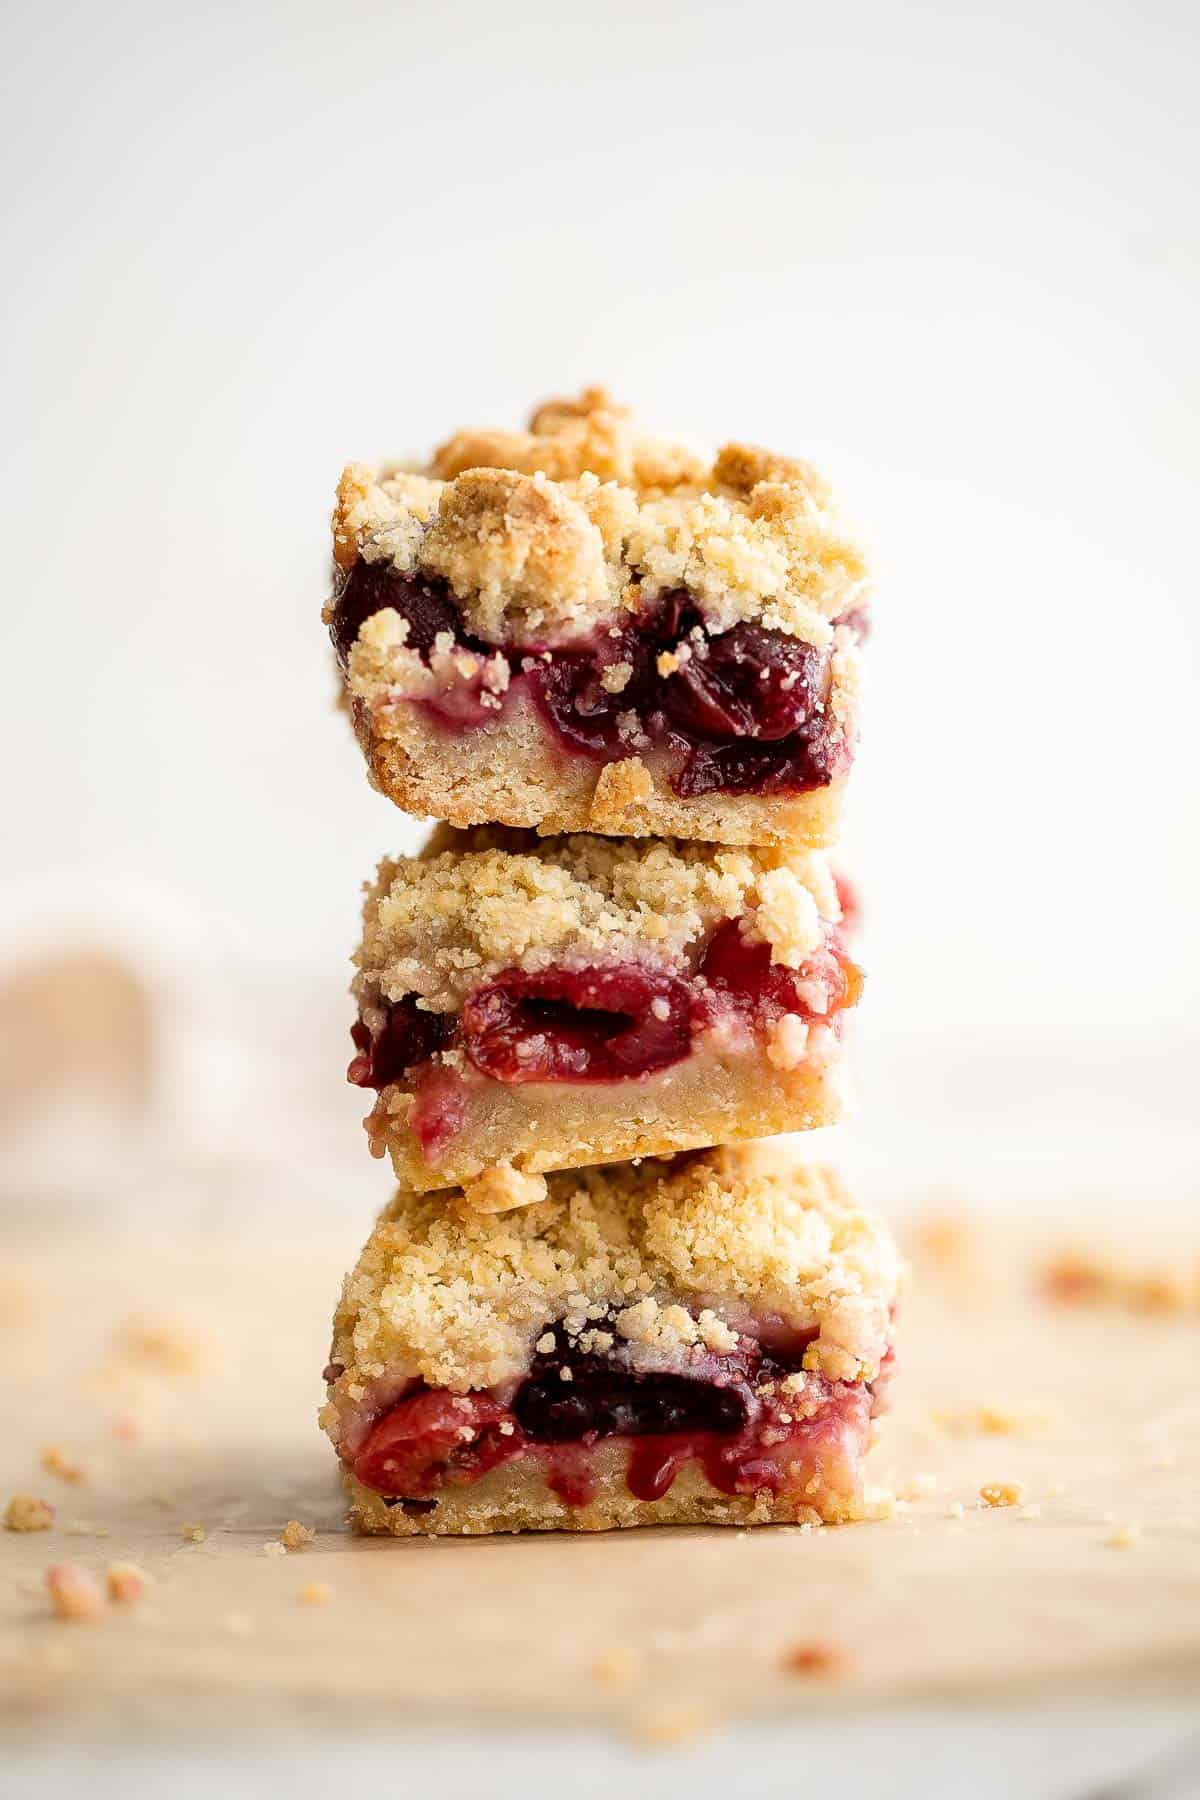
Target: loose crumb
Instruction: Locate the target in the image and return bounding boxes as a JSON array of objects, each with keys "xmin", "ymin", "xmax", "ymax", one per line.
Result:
[
  {"xmin": 5, "ymin": 1493, "xmax": 55, "ymax": 1532},
  {"xmin": 106, "ymin": 1562, "xmax": 149, "ymax": 1604},
  {"xmin": 780, "ymin": 1640, "xmax": 850, "ymax": 1678},
  {"xmin": 65, "ymin": 1520, "xmax": 108, "ymax": 1537},
  {"xmin": 297, "ymin": 1580, "xmax": 333, "ymax": 1606},
  {"xmin": 933, "ymin": 1404, "xmax": 1048, "ymax": 1438},
  {"xmin": 45, "ymin": 1562, "xmax": 105, "ymax": 1622},
  {"xmin": 111, "ymin": 1313, "xmax": 207, "ymax": 1375},
  {"xmin": 591, "ymin": 1646, "xmax": 640, "ymax": 1686},
  {"xmin": 1106, "ymin": 1523, "xmax": 1141, "ymax": 1550},
  {"xmin": 262, "ymin": 1540, "xmax": 287, "ymax": 1557},
  {"xmin": 180, "ymin": 1522, "xmax": 206, "ymax": 1543},
  {"xmin": 629, "ymin": 1702, "xmax": 711, "ymax": 1747},
  {"xmin": 1039, "ymin": 1249, "xmax": 1197, "ymax": 1316},
  {"xmin": 1018, "ymin": 1503, "xmax": 1043, "ymax": 1521},
  {"xmin": 979, "ymin": 1482, "xmax": 1026, "ymax": 1509},
  {"xmin": 279, "ymin": 1519, "xmax": 316, "ymax": 1552},
  {"xmin": 40, "ymin": 1445, "xmax": 88, "ymax": 1485},
  {"xmin": 948, "ymin": 1500, "xmax": 965, "ymax": 1519},
  {"xmin": 896, "ymin": 1472, "xmax": 938, "ymax": 1501}
]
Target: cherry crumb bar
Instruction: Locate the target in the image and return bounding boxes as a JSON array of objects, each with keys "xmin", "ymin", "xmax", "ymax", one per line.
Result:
[
  {"xmin": 349, "ymin": 827, "xmax": 862, "ymax": 1195},
  {"xmin": 321, "ymin": 1147, "xmax": 900, "ymax": 1535},
  {"xmin": 325, "ymin": 388, "xmax": 868, "ymax": 851}
]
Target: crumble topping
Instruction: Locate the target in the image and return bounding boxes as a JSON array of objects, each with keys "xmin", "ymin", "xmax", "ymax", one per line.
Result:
[
  {"xmin": 979, "ymin": 1482, "xmax": 1025, "ymax": 1508},
  {"xmin": 279, "ymin": 1519, "xmax": 316, "ymax": 1552},
  {"xmin": 44, "ymin": 1562, "xmax": 104, "ymax": 1622},
  {"xmin": 106, "ymin": 1562, "xmax": 148, "ymax": 1604},
  {"xmin": 39, "ymin": 1445, "xmax": 87, "ymax": 1485},
  {"xmin": 5, "ymin": 1494, "xmax": 55, "ymax": 1532},
  {"xmin": 461, "ymin": 1163, "xmax": 549, "ymax": 1215},
  {"xmin": 356, "ymin": 826, "xmax": 842, "ymax": 1012},
  {"xmin": 323, "ymin": 1146, "xmax": 900, "ymax": 1406},
  {"xmin": 330, "ymin": 387, "xmax": 868, "ymax": 651},
  {"xmin": 297, "ymin": 1580, "xmax": 334, "ymax": 1605}
]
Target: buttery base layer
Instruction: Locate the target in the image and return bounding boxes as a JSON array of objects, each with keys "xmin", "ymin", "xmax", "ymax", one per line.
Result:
[
  {"xmin": 357, "ymin": 686, "xmax": 845, "ymax": 850},
  {"xmin": 369, "ymin": 1044, "xmax": 848, "ymax": 1192},
  {"xmin": 344, "ymin": 1429, "xmax": 874, "ymax": 1538}
]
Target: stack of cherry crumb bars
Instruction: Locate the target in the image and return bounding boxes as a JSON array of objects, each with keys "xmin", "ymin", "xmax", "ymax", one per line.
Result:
[{"xmin": 318, "ymin": 388, "xmax": 901, "ymax": 1536}]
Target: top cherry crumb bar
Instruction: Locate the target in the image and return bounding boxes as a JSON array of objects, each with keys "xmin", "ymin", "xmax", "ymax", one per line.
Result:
[{"xmin": 325, "ymin": 387, "xmax": 870, "ymax": 850}]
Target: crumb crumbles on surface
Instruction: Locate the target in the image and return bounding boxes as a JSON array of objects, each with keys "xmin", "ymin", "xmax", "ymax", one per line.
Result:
[{"xmin": 5, "ymin": 1493, "xmax": 55, "ymax": 1532}]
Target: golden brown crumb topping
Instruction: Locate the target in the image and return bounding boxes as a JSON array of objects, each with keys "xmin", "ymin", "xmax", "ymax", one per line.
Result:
[
  {"xmin": 4, "ymin": 1494, "xmax": 55, "ymax": 1532},
  {"xmin": 330, "ymin": 388, "xmax": 868, "ymax": 650},
  {"xmin": 321, "ymin": 1147, "xmax": 900, "ymax": 1417},
  {"xmin": 355, "ymin": 826, "xmax": 841, "ymax": 1012}
]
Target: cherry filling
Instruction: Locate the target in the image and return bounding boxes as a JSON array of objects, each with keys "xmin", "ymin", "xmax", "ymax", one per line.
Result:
[
  {"xmin": 350, "ymin": 923, "xmax": 860, "ymax": 1110},
  {"xmin": 696, "ymin": 917, "xmax": 863, "ymax": 1032},
  {"xmin": 348, "ymin": 998, "xmax": 458, "ymax": 1089},
  {"xmin": 461, "ymin": 964, "xmax": 692, "ymax": 1083},
  {"xmin": 330, "ymin": 565, "xmax": 857, "ymax": 797},
  {"xmin": 348, "ymin": 1320, "xmax": 879, "ymax": 1510},
  {"xmin": 331, "ymin": 564, "xmax": 482, "ymax": 669}
]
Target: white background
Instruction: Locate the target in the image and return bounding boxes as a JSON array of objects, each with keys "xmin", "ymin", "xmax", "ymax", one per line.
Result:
[
  {"xmin": 2, "ymin": 3, "xmax": 1199, "ymax": 1788},
  {"xmin": 5, "ymin": 0, "xmax": 1198, "ymax": 1052}
]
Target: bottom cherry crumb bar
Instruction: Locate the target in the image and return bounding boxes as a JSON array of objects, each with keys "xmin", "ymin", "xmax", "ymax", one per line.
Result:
[{"xmin": 321, "ymin": 1146, "xmax": 900, "ymax": 1535}]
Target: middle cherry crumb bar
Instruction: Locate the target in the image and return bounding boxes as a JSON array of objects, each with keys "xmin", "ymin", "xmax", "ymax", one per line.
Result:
[{"xmin": 350, "ymin": 826, "xmax": 862, "ymax": 1195}]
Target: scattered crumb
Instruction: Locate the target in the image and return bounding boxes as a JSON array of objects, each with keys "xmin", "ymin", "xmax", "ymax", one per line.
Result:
[
  {"xmin": 111, "ymin": 1313, "xmax": 207, "ymax": 1375},
  {"xmin": 1045, "ymin": 1480, "xmax": 1067, "ymax": 1498},
  {"xmin": 5, "ymin": 1493, "xmax": 55, "ymax": 1532},
  {"xmin": 896, "ymin": 1472, "xmax": 938, "ymax": 1501},
  {"xmin": 979, "ymin": 1482, "xmax": 1026, "ymax": 1509},
  {"xmin": 40, "ymin": 1444, "xmax": 88, "ymax": 1485},
  {"xmin": 629, "ymin": 1702, "xmax": 712, "ymax": 1747},
  {"xmin": 948, "ymin": 1500, "xmax": 965, "ymax": 1520},
  {"xmin": 591, "ymin": 1646, "xmax": 640, "ymax": 1686},
  {"xmin": 279, "ymin": 1519, "xmax": 315, "ymax": 1552},
  {"xmin": 180, "ymin": 1523, "xmax": 206, "ymax": 1543},
  {"xmin": 1106, "ymin": 1523, "xmax": 1141, "ymax": 1550},
  {"xmin": 1018, "ymin": 1503, "xmax": 1043, "ymax": 1521},
  {"xmin": 106, "ymin": 1562, "xmax": 149, "ymax": 1604},
  {"xmin": 223, "ymin": 1611, "xmax": 254, "ymax": 1637},
  {"xmin": 933, "ymin": 1404, "xmax": 1047, "ymax": 1438},
  {"xmin": 1039, "ymin": 1249, "xmax": 1198, "ymax": 1316},
  {"xmin": 297, "ymin": 1581, "xmax": 333, "ymax": 1607},
  {"xmin": 780, "ymin": 1641, "xmax": 850, "ymax": 1678},
  {"xmin": 262, "ymin": 1540, "xmax": 287, "ymax": 1558},
  {"xmin": 65, "ymin": 1520, "xmax": 108, "ymax": 1538},
  {"xmin": 44, "ymin": 1562, "xmax": 105, "ymax": 1622},
  {"xmin": 152, "ymin": 1493, "xmax": 176, "ymax": 1510},
  {"xmin": 862, "ymin": 1485, "xmax": 895, "ymax": 1520}
]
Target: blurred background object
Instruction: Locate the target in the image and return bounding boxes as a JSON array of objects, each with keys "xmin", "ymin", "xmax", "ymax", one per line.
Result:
[{"xmin": 2, "ymin": 0, "xmax": 1197, "ymax": 1226}]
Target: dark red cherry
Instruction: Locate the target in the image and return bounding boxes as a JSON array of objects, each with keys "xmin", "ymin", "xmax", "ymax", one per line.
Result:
[
  {"xmin": 330, "ymin": 564, "xmax": 472, "ymax": 668},
  {"xmin": 348, "ymin": 997, "xmax": 457, "ymax": 1090},
  {"xmin": 461, "ymin": 963, "xmax": 692, "ymax": 1083}
]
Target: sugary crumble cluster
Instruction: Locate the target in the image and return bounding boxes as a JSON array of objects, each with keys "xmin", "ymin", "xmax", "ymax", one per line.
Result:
[
  {"xmin": 331, "ymin": 388, "xmax": 868, "ymax": 655},
  {"xmin": 356, "ymin": 827, "xmax": 840, "ymax": 1011}
]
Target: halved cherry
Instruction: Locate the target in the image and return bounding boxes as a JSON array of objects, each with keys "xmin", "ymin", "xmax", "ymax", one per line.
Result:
[
  {"xmin": 461, "ymin": 963, "xmax": 692, "ymax": 1083},
  {"xmin": 352, "ymin": 1389, "xmax": 517, "ymax": 1496}
]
